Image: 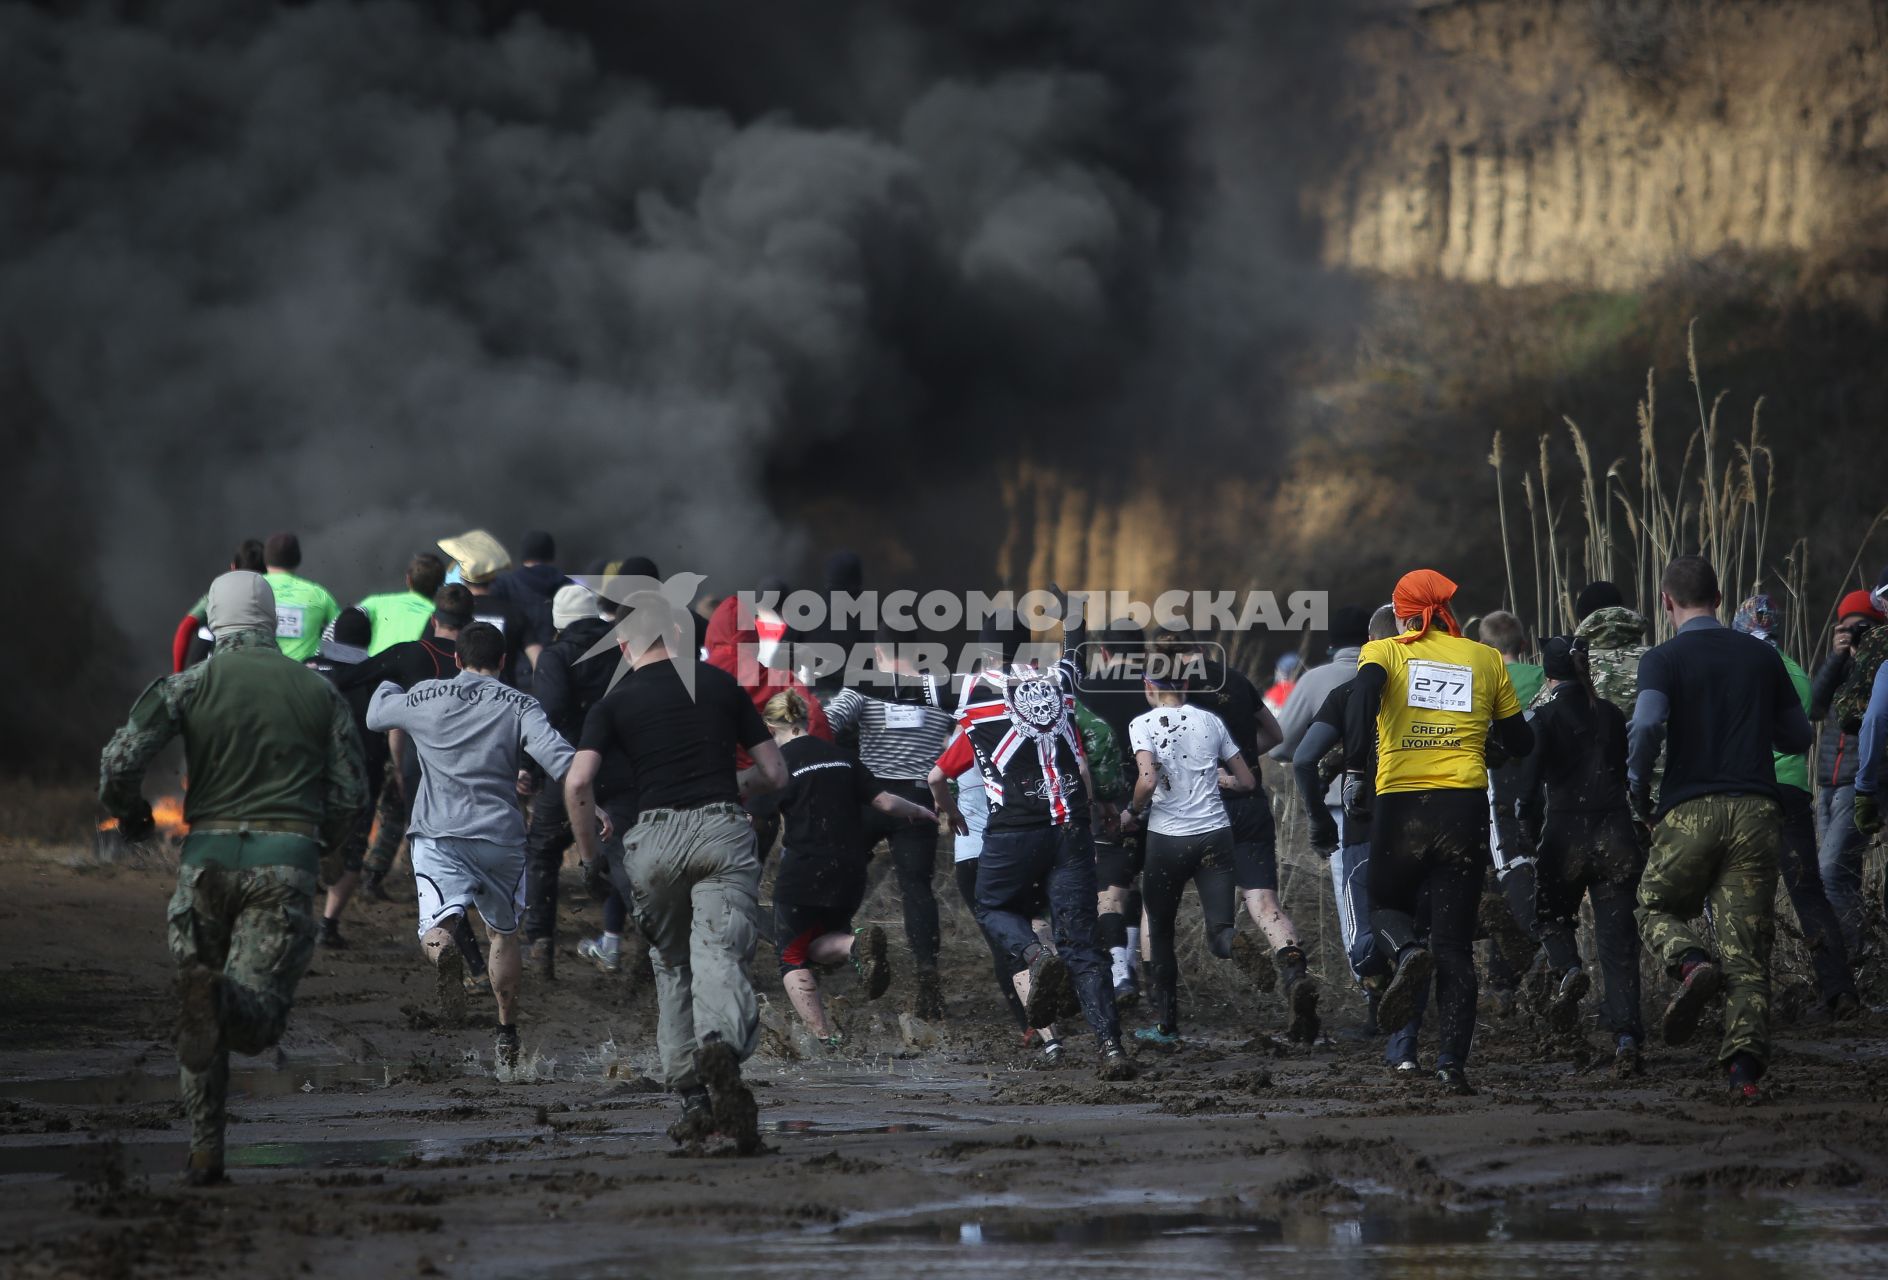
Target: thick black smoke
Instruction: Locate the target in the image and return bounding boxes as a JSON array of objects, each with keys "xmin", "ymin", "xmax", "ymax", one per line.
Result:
[{"xmin": 0, "ymin": 0, "xmax": 1356, "ymax": 772}]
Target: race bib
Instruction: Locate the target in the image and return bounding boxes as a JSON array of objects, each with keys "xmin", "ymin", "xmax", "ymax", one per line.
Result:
[
  {"xmin": 276, "ymin": 605, "xmax": 306, "ymax": 639},
  {"xmin": 1406, "ymin": 660, "xmax": 1473, "ymax": 712},
  {"xmin": 480, "ymin": 613, "xmax": 507, "ymax": 633},
  {"xmin": 882, "ymin": 704, "xmax": 925, "ymax": 730}
]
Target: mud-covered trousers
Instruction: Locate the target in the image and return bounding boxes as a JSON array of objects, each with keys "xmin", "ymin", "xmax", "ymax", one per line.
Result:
[
  {"xmin": 1141, "ymin": 826, "xmax": 1237, "ymax": 1033},
  {"xmin": 1635, "ymin": 794, "xmax": 1781, "ymax": 1067},
  {"xmin": 621, "ymin": 803, "xmax": 762, "ymax": 1090},
  {"xmin": 974, "ymin": 823, "xmax": 1121, "ymax": 1050},
  {"xmin": 1369, "ymin": 788, "xmax": 1488, "ymax": 1069},
  {"xmin": 1535, "ymin": 807, "xmax": 1646, "ymax": 1042},
  {"xmin": 168, "ymin": 860, "xmax": 318, "ymax": 1162},
  {"xmin": 1777, "ymin": 785, "xmax": 1856, "ymax": 1006},
  {"xmin": 523, "ymin": 785, "xmax": 574, "ymax": 943}
]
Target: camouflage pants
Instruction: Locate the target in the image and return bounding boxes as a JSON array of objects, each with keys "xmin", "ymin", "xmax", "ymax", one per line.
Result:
[
  {"xmin": 362, "ymin": 759, "xmax": 408, "ymax": 876},
  {"xmin": 1635, "ymin": 795, "xmax": 1780, "ymax": 1066},
  {"xmin": 167, "ymin": 862, "xmax": 319, "ymax": 1160}
]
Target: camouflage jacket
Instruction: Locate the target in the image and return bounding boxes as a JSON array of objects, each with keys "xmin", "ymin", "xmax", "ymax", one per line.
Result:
[
  {"xmin": 1528, "ymin": 606, "xmax": 1650, "ymax": 716},
  {"xmin": 100, "ymin": 627, "xmax": 368, "ymax": 854}
]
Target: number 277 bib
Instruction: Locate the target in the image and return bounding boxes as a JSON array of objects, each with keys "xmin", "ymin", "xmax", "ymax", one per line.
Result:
[{"xmin": 1405, "ymin": 660, "xmax": 1473, "ymax": 713}]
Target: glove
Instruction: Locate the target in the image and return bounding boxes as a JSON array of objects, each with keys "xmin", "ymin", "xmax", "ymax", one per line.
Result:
[
  {"xmin": 1856, "ymin": 792, "xmax": 1883, "ymax": 838},
  {"xmin": 580, "ymin": 857, "xmax": 614, "ymax": 902},
  {"xmin": 1628, "ymin": 783, "xmax": 1654, "ymax": 830},
  {"xmin": 118, "ymin": 802, "xmax": 156, "ymax": 843},
  {"xmin": 1341, "ymin": 771, "xmax": 1373, "ymax": 826},
  {"xmin": 1307, "ymin": 805, "xmax": 1340, "ymax": 856}
]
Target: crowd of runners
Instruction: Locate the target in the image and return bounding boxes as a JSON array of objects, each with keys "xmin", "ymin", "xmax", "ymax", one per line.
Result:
[{"xmin": 99, "ymin": 526, "xmax": 1888, "ymax": 1179}]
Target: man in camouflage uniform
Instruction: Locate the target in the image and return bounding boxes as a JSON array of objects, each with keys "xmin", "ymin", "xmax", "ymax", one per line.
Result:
[
  {"xmin": 1627, "ymin": 558, "xmax": 1812, "ymax": 1102},
  {"xmin": 101, "ymin": 571, "xmax": 366, "ymax": 1185}
]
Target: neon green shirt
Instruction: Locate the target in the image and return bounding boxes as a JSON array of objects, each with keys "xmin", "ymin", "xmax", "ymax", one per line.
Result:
[
  {"xmin": 1776, "ymin": 651, "xmax": 1811, "ymax": 794},
  {"xmin": 357, "ymin": 589, "xmax": 437, "ymax": 656},
  {"xmin": 264, "ymin": 571, "xmax": 340, "ymax": 662}
]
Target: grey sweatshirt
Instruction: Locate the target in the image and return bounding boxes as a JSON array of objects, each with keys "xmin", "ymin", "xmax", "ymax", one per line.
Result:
[
  {"xmin": 367, "ymin": 670, "xmax": 573, "ymax": 845},
  {"xmin": 1269, "ymin": 646, "xmax": 1363, "ymax": 763}
]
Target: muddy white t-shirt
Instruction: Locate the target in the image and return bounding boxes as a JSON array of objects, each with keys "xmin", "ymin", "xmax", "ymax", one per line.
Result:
[{"xmin": 1129, "ymin": 704, "xmax": 1240, "ymax": 837}]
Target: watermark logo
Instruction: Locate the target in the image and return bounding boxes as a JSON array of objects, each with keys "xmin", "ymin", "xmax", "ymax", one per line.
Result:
[
  {"xmin": 1072, "ymin": 641, "xmax": 1225, "ymax": 692},
  {"xmin": 569, "ymin": 571, "xmax": 706, "ymax": 698}
]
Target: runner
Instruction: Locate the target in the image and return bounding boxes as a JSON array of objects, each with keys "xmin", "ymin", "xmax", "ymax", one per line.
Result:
[
  {"xmin": 565, "ymin": 589, "xmax": 787, "ymax": 1153},
  {"xmin": 357, "ymin": 552, "xmax": 448, "ymax": 656},
  {"xmin": 304, "ymin": 606, "xmax": 386, "ymax": 948},
  {"xmin": 100, "ymin": 570, "xmax": 367, "ymax": 1185},
  {"xmin": 1730, "ymin": 594, "xmax": 1860, "ymax": 1017},
  {"xmin": 262, "ymin": 532, "xmax": 341, "ymax": 663},
  {"xmin": 1076, "ymin": 621, "xmax": 1151, "ymax": 1013},
  {"xmin": 823, "ymin": 630, "xmax": 956, "ymax": 1019},
  {"xmin": 1628, "ymin": 557, "xmax": 1813, "ymax": 1102},
  {"xmin": 172, "ymin": 539, "xmax": 264, "ymax": 672},
  {"xmin": 1164, "ymin": 631, "xmax": 1318, "ymax": 1042},
  {"xmin": 1125, "ymin": 674, "xmax": 1257, "ymax": 1046},
  {"xmin": 438, "ymin": 529, "xmax": 536, "ymax": 688},
  {"xmin": 928, "ymin": 595, "xmax": 1134, "ymax": 1081},
  {"xmin": 1343, "ymin": 569, "xmax": 1533, "ymax": 1095},
  {"xmin": 763, "ymin": 690, "xmax": 934, "ymax": 1045},
  {"xmin": 1513, "ymin": 635, "xmax": 1646, "ymax": 1074},
  {"xmin": 1808, "ymin": 587, "xmax": 1887, "ymax": 956},
  {"xmin": 1476, "ymin": 610, "xmax": 1544, "ymax": 1017},
  {"xmin": 366, "ymin": 623, "xmax": 574, "ymax": 1069}
]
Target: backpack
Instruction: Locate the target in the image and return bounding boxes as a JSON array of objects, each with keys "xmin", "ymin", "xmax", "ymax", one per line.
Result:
[{"xmin": 1834, "ymin": 624, "xmax": 1888, "ymax": 734}]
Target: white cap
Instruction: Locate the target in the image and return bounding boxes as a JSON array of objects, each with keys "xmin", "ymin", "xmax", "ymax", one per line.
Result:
[
  {"xmin": 552, "ymin": 583, "xmax": 597, "ymax": 631},
  {"xmin": 207, "ymin": 571, "xmax": 276, "ymax": 635}
]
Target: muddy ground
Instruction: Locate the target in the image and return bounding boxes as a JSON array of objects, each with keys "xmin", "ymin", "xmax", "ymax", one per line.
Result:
[{"xmin": 3, "ymin": 815, "xmax": 1888, "ymax": 1279}]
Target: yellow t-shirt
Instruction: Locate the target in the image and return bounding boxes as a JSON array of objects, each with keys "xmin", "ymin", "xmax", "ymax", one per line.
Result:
[{"xmin": 1361, "ymin": 630, "xmax": 1521, "ymax": 795}]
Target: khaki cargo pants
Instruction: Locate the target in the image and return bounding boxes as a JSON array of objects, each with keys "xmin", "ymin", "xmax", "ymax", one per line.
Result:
[
  {"xmin": 623, "ymin": 803, "xmax": 761, "ymax": 1090},
  {"xmin": 1635, "ymin": 794, "xmax": 1780, "ymax": 1067},
  {"xmin": 167, "ymin": 857, "xmax": 319, "ymax": 1161}
]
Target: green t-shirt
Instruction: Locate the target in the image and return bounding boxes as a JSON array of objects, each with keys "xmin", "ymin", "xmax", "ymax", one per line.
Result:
[
  {"xmin": 264, "ymin": 571, "xmax": 340, "ymax": 662},
  {"xmin": 1505, "ymin": 661, "xmax": 1545, "ymax": 712},
  {"xmin": 1775, "ymin": 651, "xmax": 1811, "ymax": 793},
  {"xmin": 358, "ymin": 589, "xmax": 436, "ymax": 656}
]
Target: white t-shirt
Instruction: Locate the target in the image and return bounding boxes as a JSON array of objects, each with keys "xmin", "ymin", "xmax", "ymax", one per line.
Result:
[{"xmin": 1129, "ymin": 704, "xmax": 1240, "ymax": 838}]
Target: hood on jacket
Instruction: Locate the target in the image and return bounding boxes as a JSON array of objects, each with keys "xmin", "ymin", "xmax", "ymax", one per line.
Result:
[
  {"xmin": 501, "ymin": 561, "xmax": 568, "ymax": 603},
  {"xmin": 1575, "ymin": 605, "xmax": 1649, "ymax": 649}
]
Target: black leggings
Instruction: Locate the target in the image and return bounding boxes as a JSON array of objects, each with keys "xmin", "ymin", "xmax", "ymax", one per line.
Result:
[
  {"xmin": 955, "ymin": 858, "xmax": 1028, "ymax": 1028},
  {"xmin": 1778, "ymin": 786, "xmax": 1856, "ymax": 1004},
  {"xmin": 1370, "ymin": 789, "xmax": 1487, "ymax": 1068},
  {"xmin": 865, "ymin": 782, "xmax": 942, "ymax": 970},
  {"xmin": 1142, "ymin": 826, "xmax": 1237, "ymax": 1033},
  {"xmin": 1536, "ymin": 808, "xmax": 1646, "ymax": 1040}
]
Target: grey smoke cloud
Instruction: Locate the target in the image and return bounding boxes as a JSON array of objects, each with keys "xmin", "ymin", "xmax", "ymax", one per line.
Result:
[{"xmin": 0, "ymin": 0, "xmax": 1353, "ymax": 771}]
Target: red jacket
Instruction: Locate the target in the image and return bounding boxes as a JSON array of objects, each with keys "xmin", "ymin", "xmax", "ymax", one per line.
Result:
[{"xmin": 705, "ymin": 596, "xmax": 831, "ymax": 766}]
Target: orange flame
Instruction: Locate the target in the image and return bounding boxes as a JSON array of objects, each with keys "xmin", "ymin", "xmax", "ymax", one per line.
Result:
[{"xmin": 98, "ymin": 795, "xmax": 190, "ymax": 838}]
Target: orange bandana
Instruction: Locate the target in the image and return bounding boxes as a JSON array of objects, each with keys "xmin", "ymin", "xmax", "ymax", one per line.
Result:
[{"xmin": 1391, "ymin": 569, "xmax": 1462, "ymax": 643}]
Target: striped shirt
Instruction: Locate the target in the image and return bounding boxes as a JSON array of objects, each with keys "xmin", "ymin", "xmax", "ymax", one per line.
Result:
[{"xmin": 825, "ymin": 682, "xmax": 954, "ymax": 782}]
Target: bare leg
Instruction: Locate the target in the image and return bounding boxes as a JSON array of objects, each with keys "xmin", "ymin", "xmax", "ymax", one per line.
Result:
[
  {"xmin": 1243, "ymin": 888, "xmax": 1300, "ymax": 951},
  {"xmin": 783, "ymin": 970, "xmax": 831, "ymax": 1037},
  {"xmin": 1097, "ymin": 885, "xmax": 1126, "ymax": 914},
  {"xmin": 489, "ymin": 930, "xmax": 521, "ymax": 1026},
  {"xmin": 421, "ymin": 924, "xmax": 456, "ymax": 964},
  {"xmin": 324, "ymin": 870, "xmax": 359, "ymax": 921},
  {"xmin": 806, "ymin": 932, "xmax": 854, "ymax": 965}
]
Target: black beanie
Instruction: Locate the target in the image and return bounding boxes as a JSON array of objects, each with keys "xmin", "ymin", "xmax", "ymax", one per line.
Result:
[
  {"xmin": 1541, "ymin": 634, "xmax": 1584, "ymax": 681},
  {"xmin": 1574, "ymin": 581, "xmax": 1624, "ymax": 621},
  {"xmin": 332, "ymin": 606, "xmax": 372, "ymax": 649},
  {"xmin": 1328, "ymin": 605, "xmax": 1371, "ymax": 650},
  {"xmin": 521, "ymin": 530, "xmax": 555, "ymax": 562}
]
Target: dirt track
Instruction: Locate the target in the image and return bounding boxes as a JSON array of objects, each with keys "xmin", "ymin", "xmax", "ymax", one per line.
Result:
[{"xmin": 3, "ymin": 833, "xmax": 1888, "ymax": 1279}]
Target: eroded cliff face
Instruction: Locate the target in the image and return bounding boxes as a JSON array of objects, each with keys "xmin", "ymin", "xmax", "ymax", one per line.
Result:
[{"xmin": 1319, "ymin": 0, "xmax": 1888, "ymax": 288}]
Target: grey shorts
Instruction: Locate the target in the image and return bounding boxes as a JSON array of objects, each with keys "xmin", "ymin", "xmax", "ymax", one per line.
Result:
[{"xmin": 410, "ymin": 835, "xmax": 527, "ymax": 937}]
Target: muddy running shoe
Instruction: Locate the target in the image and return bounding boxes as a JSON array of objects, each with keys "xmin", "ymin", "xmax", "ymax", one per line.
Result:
[
  {"xmin": 433, "ymin": 941, "xmax": 467, "ymax": 1025},
  {"xmin": 1282, "ymin": 956, "xmax": 1321, "ymax": 1044},
  {"xmin": 1113, "ymin": 972, "xmax": 1141, "ymax": 1011},
  {"xmin": 1614, "ymin": 1036, "xmax": 1642, "ymax": 1079},
  {"xmin": 1230, "ymin": 932, "xmax": 1277, "ymax": 994},
  {"xmin": 848, "ymin": 926, "xmax": 887, "ymax": 1001},
  {"xmin": 1435, "ymin": 1065, "xmax": 1478, "ymax": 1097},
  {"xmin": 175, "ymin": 963, "xmax": 224, "ymax": 1074},
  {"xmin": 1098, "ymin": 1039, "xmax": 1137, "ymax": 1081},
  {"xmin": 360, "ymin": 870, "xmax": 392, "ymax": 903},
  {"xmin": 1133, "ymin": 1025, "xmax": 1181, "ymax": 1049},
  {"xmin": 1023, "ymin": 949, "xmax": 1075, "ymax": 1029},
  {"xmin": 494, "ymin": 1023, "xmax": 521, "ymax": 1073},
  {"xmin": 1660, "ymin": 960, "xmax": 1724, "ymax": 1046},
  {"xmin": 667, "ymin": 1087, "xmax": 714, "ymax": 1146},
  {"xmin": 1039, "ymin": 1036, "xmax": 1064, "ymax": 1064},
  {"xmin": 182, "ymin": 1150, "xmax": 227, "ymax": 1188},
  {"xmin": 319, "ymin": 918, "xmax": 347, "ymax": 950},
  {"xmin": 577, "ymin": 937, "xmax": 621, "ymax": 974},
  {"xmin": 1377, "ymin": 946, "xmax": 1434, "ymax": 1035},
  {"xmin": 1548, "ymin": 967, "xmax": 1591, "ymax": 1034},
  {"xmin": 524, "ymin": 937, "xmax": 555, "ymax": 979},
  {"xmin": 696, "ymin": 1034, "xmax": 762, "ymax": 1155}
]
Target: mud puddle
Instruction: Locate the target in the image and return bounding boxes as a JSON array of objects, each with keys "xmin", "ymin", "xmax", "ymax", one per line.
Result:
[
  {"xmin": 0, "ymin": 1132, "xmax": 496, "ymax": 1182},
  {"xmin": 0, "ymin": 1061, "xmax": 387, "ymax": 1107},
  {"xmin": 606, "ymin": 1197, "xmax": 1888, "ymax": 1278}
]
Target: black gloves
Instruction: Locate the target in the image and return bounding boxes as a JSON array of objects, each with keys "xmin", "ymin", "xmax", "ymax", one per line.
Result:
[
  {"xmin": 1342, "ymin": 771, "xmax": 1373, "ymax": 827},
  {"xmin": 1307, "ymin": 805, "xmax": 1340, "ymax": 856},
  {"xmin": 118, "ymin": 802, "xmax": 156, "ymax": 843}
]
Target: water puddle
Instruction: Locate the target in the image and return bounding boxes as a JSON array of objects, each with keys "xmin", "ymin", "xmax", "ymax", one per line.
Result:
[
  {"xmin": 0, "ymin": 1062, "xmax": 387, "ymax": 1107},
  {"xmin": 765, "ymin": 1120, "xmax": 935, "ymax": 1136}
]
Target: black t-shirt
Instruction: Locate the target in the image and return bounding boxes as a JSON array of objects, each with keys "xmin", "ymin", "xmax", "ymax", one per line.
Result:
[
  {"xmin": 376, "ymin": 637, "xmax": 461, "ymax": 691},
  {"xmin": 773, "ymin": 735, "xmax": 884, "ymax": 909},
  {"xmin": 469, "ymin": 592, "xmax": 531, "ymax": 687},
  {"xmin": 578, "ymin": 660, "xmax": 770, "ymax": 821},
  {"xmin": 1190, "ymin": 662, "xmax": 1266, "ymax": 768}
]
